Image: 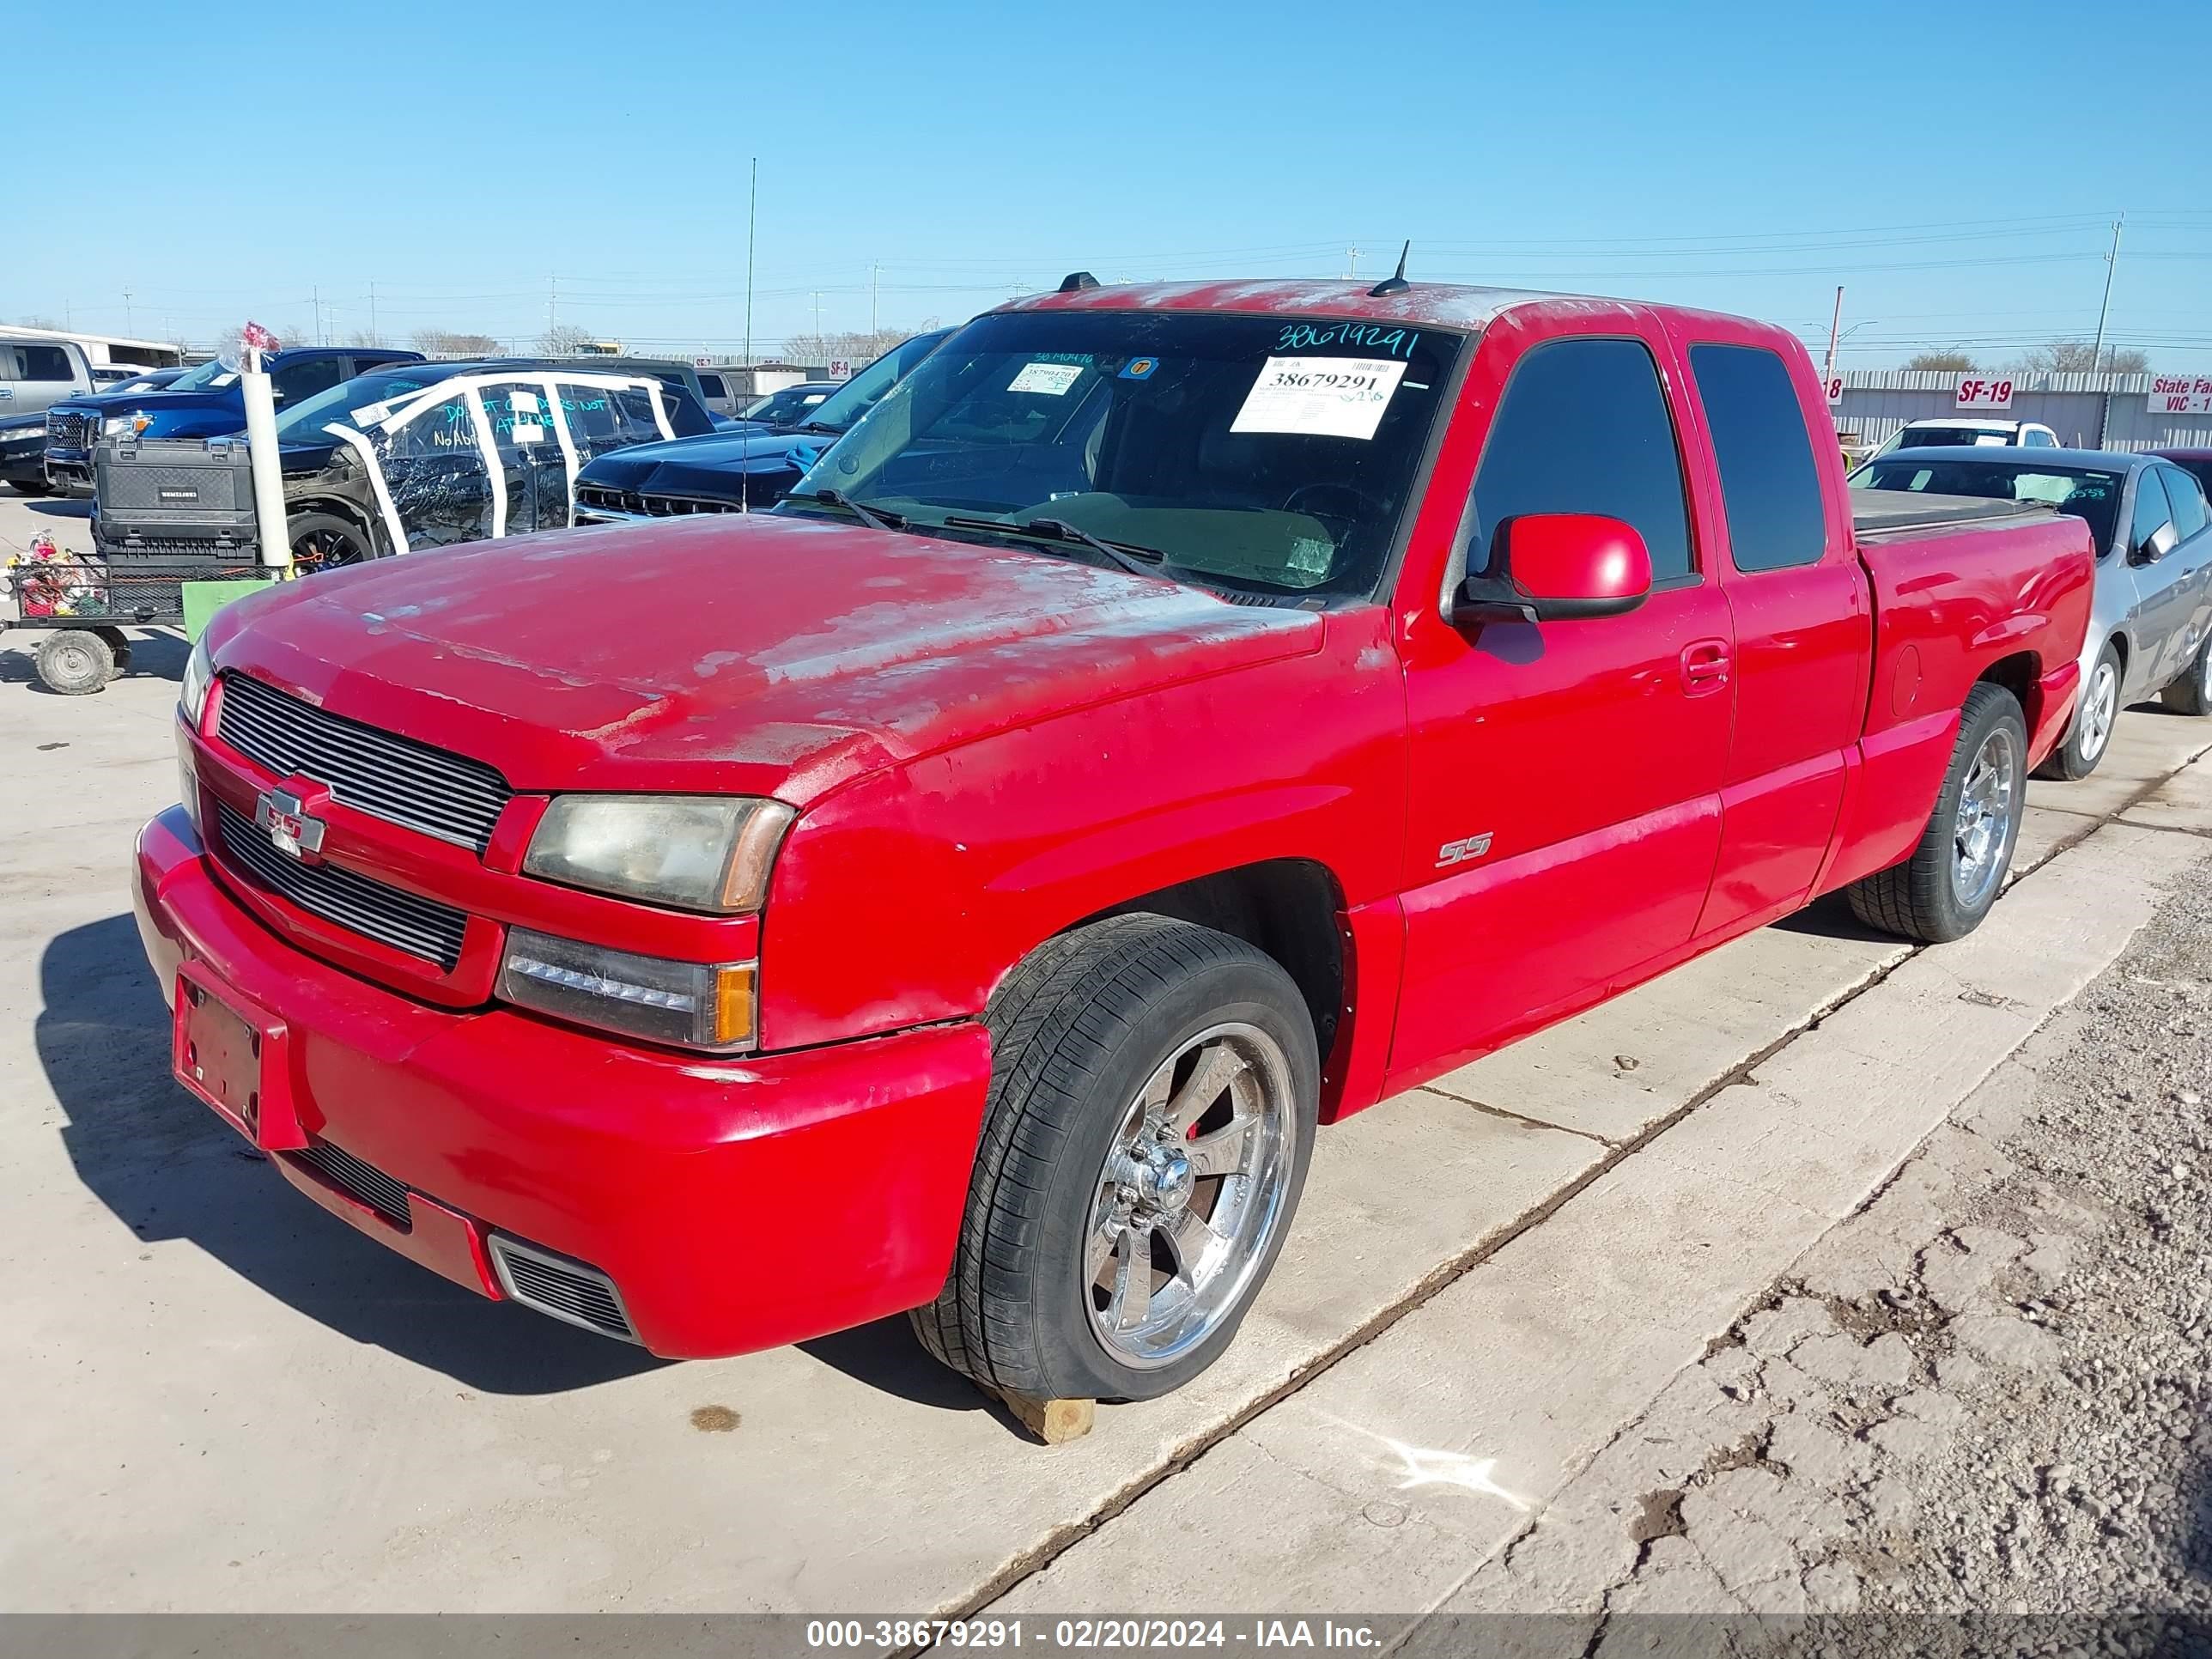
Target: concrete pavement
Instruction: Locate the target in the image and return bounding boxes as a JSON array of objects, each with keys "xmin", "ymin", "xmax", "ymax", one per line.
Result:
[{"xmin": 5, "ymin": 495, "xmax": 2211, "ymax": 1615}]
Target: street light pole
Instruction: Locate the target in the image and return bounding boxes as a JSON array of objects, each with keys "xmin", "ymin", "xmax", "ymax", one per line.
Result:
[{"xmin": 1821, "ymin": 285, "xmax": 1844, "ymax": 389}]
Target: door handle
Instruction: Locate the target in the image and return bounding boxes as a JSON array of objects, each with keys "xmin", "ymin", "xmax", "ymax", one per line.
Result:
[{"xmin": 1680, "ymin": 639, "xmax": 1731, "ymax": 696}]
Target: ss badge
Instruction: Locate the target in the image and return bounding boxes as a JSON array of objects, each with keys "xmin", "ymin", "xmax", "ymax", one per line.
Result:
[{"xmin": 1437, "ymin": 832, "xmax": 1494, "ymax": 868}]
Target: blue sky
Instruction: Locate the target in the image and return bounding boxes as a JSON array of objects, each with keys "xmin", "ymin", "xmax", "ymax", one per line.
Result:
[{"xmin": 14, "ymin": 0, "xmax": 2210, "ymax": 368}]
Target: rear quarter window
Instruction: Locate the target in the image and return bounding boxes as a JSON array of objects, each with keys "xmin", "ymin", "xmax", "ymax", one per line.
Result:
[{"xmin": 1689, "ymin": 343, "xmax": 1826, "ymax": 573}]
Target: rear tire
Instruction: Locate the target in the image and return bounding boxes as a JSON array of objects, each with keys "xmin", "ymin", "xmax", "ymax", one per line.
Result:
[
  {"xmin": 2161, "ymin": 634, "xmax": 2212, "ymax": 716},
  {"xmin": 1848, "ymin": 682, "xmax": 2027, "ymax": 943},
  {"xmin": 33, "ymin": 629, "xmax": 115, "ymax": 695},
  {"xmin": 911, "ymin": 915, "xmax": 1319, "ymax": 1404},
  {"xmin": 2040, "ymin": 641, "xmax": 2121, "ymax": 780}
]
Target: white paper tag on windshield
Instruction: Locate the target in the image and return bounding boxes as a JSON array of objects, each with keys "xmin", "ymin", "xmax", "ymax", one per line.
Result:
[
  {"xmin": 1008, "ymin": 362, "xmax": 1083, "ymax": 396},
  {"xmin": 1231, "ymin": 356, "xmax": 1407, "ymax": 441},
  {"xmin": 512, "ymin": 389, "xmax": 542, "ymax": 414},
  {"xmin": 512, "ymin": 421, "xmax": 546, "ymax": 444}
]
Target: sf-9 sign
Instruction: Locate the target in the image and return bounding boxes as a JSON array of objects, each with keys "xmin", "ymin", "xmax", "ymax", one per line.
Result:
[{"xmin": 1954, "ymin": 377, "xmax": 2014, "ymax": 410}]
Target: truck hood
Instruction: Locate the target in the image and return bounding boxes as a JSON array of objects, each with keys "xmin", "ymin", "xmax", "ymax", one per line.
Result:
[
  {"xmin": 577, "ymin": 428, "xmax": 822, "ymax": 497},
  {"xmin": 207, "ymin": 514, "xmax": 1325, "ymax": 804},
  {"xmin": 51, "ymin": 388, "xmax": 242, "ymax": 420}
]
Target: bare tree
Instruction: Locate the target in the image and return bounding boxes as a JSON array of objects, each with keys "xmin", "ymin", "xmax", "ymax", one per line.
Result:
[
  {"xmin": 2009, "ymin": 341, "xmax": 2150, "ymax": 376},
  {"xmin": 536, "ymin": 324, "xmax": 596, "ymax": 356},
  {"xmin": 1905, "ymin": 349, "xmax": 1978, "ymax": 373},
  {"xmin": 13, "ymin": 314, "xmax": 64, "ymax": 331},
  {"xmin": 413, "ymin": 328, "xmax": 501, "ymax": 356}
]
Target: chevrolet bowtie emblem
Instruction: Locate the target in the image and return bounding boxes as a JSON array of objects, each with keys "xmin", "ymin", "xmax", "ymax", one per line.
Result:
[{"xmin": 255, "ymin": 787, "xmax": 328, "ymax": 862}]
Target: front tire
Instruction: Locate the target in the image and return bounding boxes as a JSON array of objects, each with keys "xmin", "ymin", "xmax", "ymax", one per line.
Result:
[
  {"xmin": 2161, "ymin": 634, "xmax": 2212, "ymax": 716},
  {"xmin": 912, "ymin": 915, "xmax": 1318, "ymax": 1403},
  {"xmin": 2042, "ymin": 641, "xmax": 2121, "ymax": 779},
  {"xmin": 289, "ymin": 511, "xmax": 373, "ymax": 574},
  {"xmin": 1848, "ymin": 681, "xmax": 2026, "ymax": 943}
]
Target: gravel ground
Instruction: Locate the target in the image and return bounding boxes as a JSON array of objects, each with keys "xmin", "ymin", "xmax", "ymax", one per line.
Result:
[{"xmin": 1431, "ymin": 835, "xmax": 2212, "ymax": 1656}]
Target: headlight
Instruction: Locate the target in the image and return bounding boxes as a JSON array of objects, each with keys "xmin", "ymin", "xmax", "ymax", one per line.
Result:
[
  {"xmin": 179, "ymin": 638, "xmax": 213, "ymax": 729},
  {"xmin": 499, "ymin": 927, "xmax": 757, "ymax": 1051},
  {"xmin": 102, "ymin": 412, "xmax": 152, "ymax": 439},
  {"xmin": 523, "ymin": 794, "xmax": 794, "ymax": 914}
]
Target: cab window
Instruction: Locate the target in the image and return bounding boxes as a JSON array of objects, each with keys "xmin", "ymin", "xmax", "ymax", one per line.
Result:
[
  {"xmin": 1688, "ymin": 343, "xmax": 1826, "ymax": 573},
  {"xmin": 1470, "ymin": 337, "xmax": 1693, "ymax": 581}
]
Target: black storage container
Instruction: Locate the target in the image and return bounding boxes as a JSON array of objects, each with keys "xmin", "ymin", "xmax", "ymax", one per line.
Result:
[{"xmin": 94, "ymin": 435, "xmax": 260, "ymax": 555}]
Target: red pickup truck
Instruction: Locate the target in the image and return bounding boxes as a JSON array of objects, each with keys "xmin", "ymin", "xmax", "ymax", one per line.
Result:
[{"xmin": 135, "ymin": 280, "xmax": 2093, "ymax": 1405}]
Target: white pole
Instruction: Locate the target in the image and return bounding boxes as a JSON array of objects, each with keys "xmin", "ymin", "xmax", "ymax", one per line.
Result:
[
  {"xmin": 240, "ymin": 342, "xmax": 291, "ymax": 571},
  {"xmin": 2091, "ymin": 213, "xmax": 2124, "ymax": 375}
]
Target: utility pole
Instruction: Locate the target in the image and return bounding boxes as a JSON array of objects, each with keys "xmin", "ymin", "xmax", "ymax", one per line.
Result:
[
  {"xmin": 548, "ymin": 274, "xmax": 558, "ymax": 343},
  {"xmin": 1821, "ymin": 285, "xmax": 1844, "ymax": 390},
  {"xmin": 1345, "ymin": 245, "xmax": 1362, "ymax": 280},
  {"xmin": 871, "ymin": 261, "xmax": 879, "ymax": 336},
  {"xmin": 123, "ymin": 287, "xmax": 134, "ymax": 336},
  {"xmin": 2091, "ymin": 213, "xmax": 2124, "ymax": 376},
  {"xmin": 369, "ymin": 281, "xmax": 379, "ymax": 347},
  {"xmin": 744, "ymin": 157, "xmax": 757, "ymax": 372}
]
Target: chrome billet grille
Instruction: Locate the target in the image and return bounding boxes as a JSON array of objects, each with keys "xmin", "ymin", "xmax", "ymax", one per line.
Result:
[
  {"xmin": 47, "ymin": 411, "xmax": 94, "ymax": 451},
  {"xmin": 215, "ymin": 799, "xmax": 468, "ymax": 970},
  {"xmin": 216, "ymin": 674, "xmax": 512, "ymax": 853},
  {"xmin": 290, "ymin": 1139, "xmax": 413, "ymax": 1231},
  {"xmin": 489, "ymin": 1237, "xmax": 638, "ymax": 1342}
]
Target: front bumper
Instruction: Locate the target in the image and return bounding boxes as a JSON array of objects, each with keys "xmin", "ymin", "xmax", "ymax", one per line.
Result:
[
  {"xmin": 0, "ymin": 428, "xmax": 43, "ymax": 480},
  {"xmin": 43, "ymin": 446, "xmax": 93, "ymax": 493},
  {"xmin": 133, "ymin": 804, "xmax": 993, "ymax": 1357}
]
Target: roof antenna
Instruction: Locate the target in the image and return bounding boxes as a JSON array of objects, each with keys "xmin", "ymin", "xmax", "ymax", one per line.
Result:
[
  {"xmin": 1058, "ymin": 270, "xmax": 1100, "ymax": 293},
  {"xmin": 1367, "ymin": 241, "xmax": 1411, "ymax": 298}
]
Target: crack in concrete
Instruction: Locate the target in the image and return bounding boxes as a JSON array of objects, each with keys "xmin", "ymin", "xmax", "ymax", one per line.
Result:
[{"xmin": 944, "ymin": 741, "xmax": 2212, "ymax": 1639}]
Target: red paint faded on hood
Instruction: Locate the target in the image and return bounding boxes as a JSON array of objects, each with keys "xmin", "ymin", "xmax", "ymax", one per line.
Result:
[{"xmin": 206, "ymin": 514, "xmax": 1324, "ymax": 804}]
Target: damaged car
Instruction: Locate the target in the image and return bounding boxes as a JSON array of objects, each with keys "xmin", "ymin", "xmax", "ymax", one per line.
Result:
[{"xmin": 177, "ymin": 360, "xmax": 715, "ymax": 567}]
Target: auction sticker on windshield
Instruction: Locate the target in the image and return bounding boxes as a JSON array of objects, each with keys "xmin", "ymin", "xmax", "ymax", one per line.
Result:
[
  {"xmin": 1008, "ymin": 362, "xmax": 1085, "ymax": 396},
  {"xmin": 1232, "ymin": 356, "xmax": 1407, "ymax": 440}
]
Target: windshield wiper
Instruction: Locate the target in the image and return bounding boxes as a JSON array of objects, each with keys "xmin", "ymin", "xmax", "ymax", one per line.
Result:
[
  {"xmin": 794, "ymin": 489, "xmax": 905, "ymax": 532},
  {"xmin": 941, "ymin": 514, "xmax": 1164, "ymax": 579},
  {"xmin": 792, "ymin": 420, "xmax": 846, "ymax": 436}
]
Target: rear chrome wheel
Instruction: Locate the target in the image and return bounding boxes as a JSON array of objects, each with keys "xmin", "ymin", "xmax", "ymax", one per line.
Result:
[
  {"xmin": 2078, "ymin": 658, "xmax": 2118, "ymax": 763},
  {"xmin": 1084, "ymin": 1023, "xmax": 1299, "ymax": 1370},
  {"xmin": 1950, "ymin": 725, "xmax": 2017, "ymax": 911}
]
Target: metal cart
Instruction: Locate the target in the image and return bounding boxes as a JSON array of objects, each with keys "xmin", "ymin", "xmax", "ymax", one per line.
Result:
[{"xmin": 3, "ymin": 546, "xmax": 276, "ymax": 694}]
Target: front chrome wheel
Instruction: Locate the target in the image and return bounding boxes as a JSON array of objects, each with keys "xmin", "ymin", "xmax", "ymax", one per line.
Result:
[
  {"xmin": 1952, "ymin": 725, "xmax": 2018, "ymax": 908},
  {"xmin": 1083, "ymin": 1022, "xmax": 1298, "ymax": 1370},
  {"xmin": 2079, "ymin": 659, "xmax": 2118, "ymax": 762}
]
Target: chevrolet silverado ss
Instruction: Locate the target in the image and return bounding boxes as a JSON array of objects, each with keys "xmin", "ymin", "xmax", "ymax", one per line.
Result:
[{"xmin": 134, "ymin": 279, "xmax": 2094, "ymax": 1405}]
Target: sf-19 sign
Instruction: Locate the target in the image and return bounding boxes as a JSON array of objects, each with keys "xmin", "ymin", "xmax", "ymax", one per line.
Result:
[
  {"xmin": 1954, "ymin": 377, "xmax": 2014, "ymax": 410},
  {"xmin": 2150, "ymin": 375, "xmax": 2212, "ymax": 416}
]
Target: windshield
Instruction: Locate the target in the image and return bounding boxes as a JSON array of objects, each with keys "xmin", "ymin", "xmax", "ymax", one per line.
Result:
[
  {"xmin": 783, "ymin": 309, "xmax": 1462, "ymax": 595},
  {"xmin": 276, "ymin": 365, "xmax": 449, "ymax": 441},
  {"xmin": 744, "ymin": 384, "xmax": 832, "ymax": 424},
  {"xmin": 167, "ymin": 359, "xmax": 241, "ymax": 392},
  {"xmin": 798, "ymin": 331, "xmax": 951, "ymax": 432},
  {"xmin": 1857, "ymin": 458, "xmax": 2124, "ymax": 551}
]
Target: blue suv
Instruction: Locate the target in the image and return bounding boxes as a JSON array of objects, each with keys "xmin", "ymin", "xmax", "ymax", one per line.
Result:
[{"xmin": 41, "ymin": 345, "xmax": 422, "ymax": 494}]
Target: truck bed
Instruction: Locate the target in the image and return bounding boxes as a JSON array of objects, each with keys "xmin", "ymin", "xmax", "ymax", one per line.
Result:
[{"xmin": 1850, "ymin": 488, "xmax": 2056, "ymax": 538}]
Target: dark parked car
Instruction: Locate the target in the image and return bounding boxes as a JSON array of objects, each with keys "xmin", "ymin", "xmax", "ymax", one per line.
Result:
[
  {"xmin": 45, "ymin": 346, "xmax": 423, "ymax": 494},
  {"xmin": 96, "ymin": 366, "xmax": 189, "ymax": 396},
  {"xmin": 738, "ymin": 380, "xmax": 839, "ymax": 427},
  {"xmin": 573, "ymin": 331, "xmax": 951, "ymax": 522}
]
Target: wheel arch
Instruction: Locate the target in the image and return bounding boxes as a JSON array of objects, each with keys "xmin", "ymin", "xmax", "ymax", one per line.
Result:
[
  {"xmin": 1058, "ymin": 858, "xmax": 1348, "ymax": 1068},
  {"xmin": 1975, "ymin": 648, "xmax": 2040, "ymax": 727}
]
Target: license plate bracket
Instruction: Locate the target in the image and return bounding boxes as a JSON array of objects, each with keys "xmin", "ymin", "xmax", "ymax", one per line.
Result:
[{"xmin": 173, "ymin": 960, "xmax": 307, "ymax": 1150}]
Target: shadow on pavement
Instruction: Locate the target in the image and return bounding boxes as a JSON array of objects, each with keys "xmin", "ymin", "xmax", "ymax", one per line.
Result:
[
  {"xmin": 1767, "ymin": 890, "xmax": 1898, "ymax": 944},
  {"xmin": 798, "ymin": 1319, "xmax": 990, "ymax": 1414},
  {"xmin": 37, "ymin": 912, "xmax": 664, "ymax": 1395},
  {"xmin": 26, "ymin": 497, "xmax": 91, "ymax": 520}
]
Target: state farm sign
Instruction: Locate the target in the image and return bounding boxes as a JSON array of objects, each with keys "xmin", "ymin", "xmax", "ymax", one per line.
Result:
[
  {"xmin": 2150, "ymin": 374, "xmax": 2212, "ymax": 416},
  {"xmin": 1954, "ymin": 377, "xmax": 2014, "ymax": 410}
]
